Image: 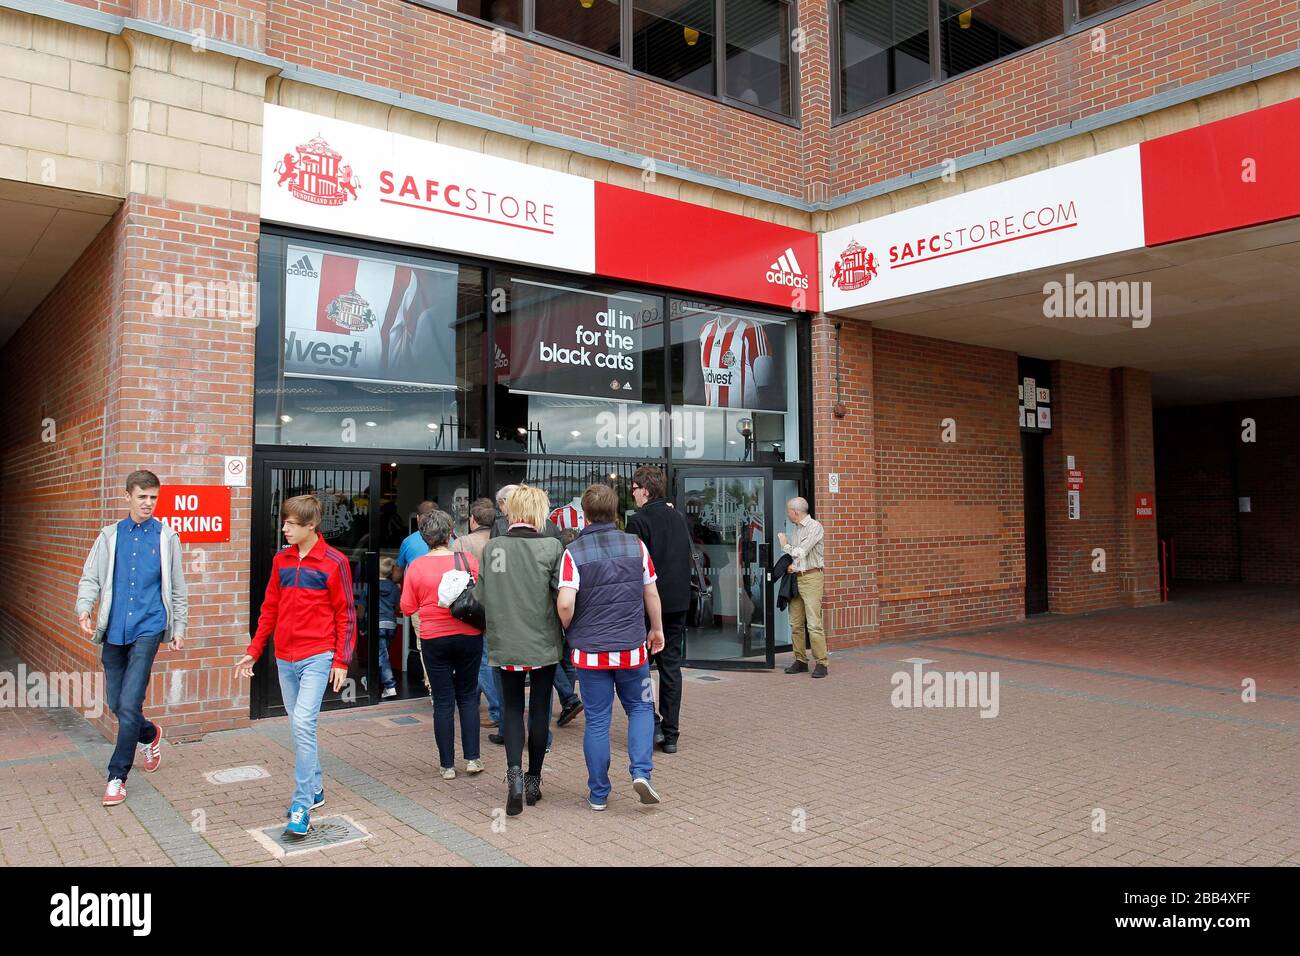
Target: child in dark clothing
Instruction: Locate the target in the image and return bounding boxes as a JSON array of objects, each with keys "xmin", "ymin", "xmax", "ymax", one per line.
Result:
[{"xmin": 378, "ymin": 557, "xmax": 400, "ymax": 699}]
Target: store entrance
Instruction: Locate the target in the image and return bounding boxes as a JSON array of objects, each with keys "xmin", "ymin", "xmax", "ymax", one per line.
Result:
[
  {"xmin": 674, "ymin": 468, "xmax": 797, "ymax": 669},
  {"xmin": 250, "ymin": 455, "xmax": 484, "ymax": 719}
]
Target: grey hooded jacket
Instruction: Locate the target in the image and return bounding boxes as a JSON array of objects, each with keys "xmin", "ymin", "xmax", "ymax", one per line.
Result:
[{"xmin": 75, "ymin": 520, "xmax": 189, "ymax": 645}]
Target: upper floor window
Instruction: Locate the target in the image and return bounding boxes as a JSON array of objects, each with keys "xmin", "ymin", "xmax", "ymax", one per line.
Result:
[
  {"xmin": 418, "ymin": 0, "xmax": 797, "ymax": 119},
  {"xmin": 836, "ymin": 0, "xmax": 1157, "ymax": 119}
]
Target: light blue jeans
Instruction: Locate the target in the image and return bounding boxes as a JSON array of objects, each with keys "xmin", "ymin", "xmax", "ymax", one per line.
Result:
[
  {"xmin": 276, "ymin": 650, "xmax": 334, "ymax": 812},
  {"xmin": 578, "ymin": 662, "xmax": 654, "ymax": 803}
]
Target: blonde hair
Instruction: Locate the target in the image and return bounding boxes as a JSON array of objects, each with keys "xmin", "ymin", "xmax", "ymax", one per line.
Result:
[
  {"xmin": 506, "ymin": 484, "xmax": 550, "ymax": 530},
  {"xmin": 380, "ymin": 557, "xmax": 395, "ymax": 578}
]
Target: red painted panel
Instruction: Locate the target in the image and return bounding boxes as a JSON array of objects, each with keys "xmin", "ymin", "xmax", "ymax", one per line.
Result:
[
  {"xmin": 594, "ymin": 182, "xmax": 819, "ymax": 310},
  {"xmin": 1141, "ymin": 97, "xmax": 1300, "ymax": 245}
]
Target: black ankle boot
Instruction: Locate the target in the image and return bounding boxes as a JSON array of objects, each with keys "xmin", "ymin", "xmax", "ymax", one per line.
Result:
[
  {"xmin": 524, "ymin": 772, "xmax": 543, "ymax": 806},
  {"xmin": 505, "ymin": 766, "xmax": 524, "ymax": 816}
]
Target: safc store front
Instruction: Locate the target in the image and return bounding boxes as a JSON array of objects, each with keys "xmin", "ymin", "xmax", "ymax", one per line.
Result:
[{"xmin": 250, "ymin": 105, "xmax": 820, "ymax": 718}]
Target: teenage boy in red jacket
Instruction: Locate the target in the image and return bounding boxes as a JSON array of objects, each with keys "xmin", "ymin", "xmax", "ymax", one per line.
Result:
[{"xmin": 235, "ymin": 495, "xmax": 354, "ymax": 837}]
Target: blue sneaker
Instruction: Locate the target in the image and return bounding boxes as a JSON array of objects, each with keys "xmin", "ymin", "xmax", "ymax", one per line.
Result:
[
  {"xmin": 310, "ymin": 790, "xmax": 325, "ymax": 810},
  {"xmin": 284, "ymin": 804, "xmax": 310, "ymax": 838}
]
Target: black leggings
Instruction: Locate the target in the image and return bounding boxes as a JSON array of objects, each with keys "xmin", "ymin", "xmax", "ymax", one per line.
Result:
[{"xmin": 498, "ymin": 665, "xmax": 556, "ymax": 776}]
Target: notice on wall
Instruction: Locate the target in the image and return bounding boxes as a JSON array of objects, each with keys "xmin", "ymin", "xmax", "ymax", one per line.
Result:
[
  {"xmin": 1068, "ymin": 490, "xmax": 1081, "ymax": 521},
  {"xmin": 1067, "ymin": 469, "xmax": 1084, "ymax": 491},
  {"xmin": 504, "ymin": 279, "xmax": 644, "ymax": 400},
  {"xmin": 1135, "ymin": 492, "xmax": 1155, "ymax": 519},
  {"xmin": 153, "ymin": 486, "xmax": 232, "ymax": 543}
]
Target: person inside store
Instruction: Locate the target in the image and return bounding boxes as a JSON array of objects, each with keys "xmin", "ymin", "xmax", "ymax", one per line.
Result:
[
  {"xmin": 491, "ymin": 484, "xmax": 564, "ymax": 540},
  {"xmin": 626, "ymin": 465, "xmax": 691, "ymax": 754},
  {"xmin": 477, "ymin": 485, "xmax": 566, "ymax": 815},
  {"xmin": 400, "ymin": 509, "xmax": 485, "ymax": 779}
]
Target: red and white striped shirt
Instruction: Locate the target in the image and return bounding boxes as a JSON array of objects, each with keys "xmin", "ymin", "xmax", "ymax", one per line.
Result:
[
  {"xmin": 698, "ymin": 314, "xmax": 773, "ymax": 408},
  {"xmin": 548, "ymin": 503, "xmax": 586, "ymax": 531},
  {"xmin": 558, "ymin": 541, "xmax": 656, "ymax": 669}
]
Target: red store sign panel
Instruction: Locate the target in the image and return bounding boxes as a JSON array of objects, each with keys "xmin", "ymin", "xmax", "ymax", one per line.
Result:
[
  {"xmin": 154, "ymin": 486, "xmax": 232, "ymax": 543},
  {"xmin": 1134, "ymin": 493, "xmax": 1155, "ymax": 521},
  {"xmin": 594, "ymin": 182, "xmax": 820, "ymax": 310}
]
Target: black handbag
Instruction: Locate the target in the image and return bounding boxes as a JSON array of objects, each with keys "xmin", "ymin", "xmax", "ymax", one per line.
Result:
[
  {"xmin": 686, "ymin": 548, "xmax": 714, "ymax": 628},
  {"xmin": 448, "ymin": 551, "xmax": 486, "ymax": 631}
]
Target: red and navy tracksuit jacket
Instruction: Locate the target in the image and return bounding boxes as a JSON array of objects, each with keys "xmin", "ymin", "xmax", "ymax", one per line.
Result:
[{"xmin": 247, "ymin": 535, "xmax": 355, "ymax": 669}]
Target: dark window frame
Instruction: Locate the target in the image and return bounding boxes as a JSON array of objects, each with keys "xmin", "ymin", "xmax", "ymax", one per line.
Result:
[
  {"xmin": 406, "ymin": 0, "xmax": 801, "ymax": 126},
  {"xmin": 831, "ymin": 0, "xmax": 1163, "ymax": 124}
]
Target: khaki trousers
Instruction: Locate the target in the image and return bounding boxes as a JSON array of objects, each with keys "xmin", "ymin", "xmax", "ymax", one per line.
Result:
[{"xmin": 788, "ymin": 569, "xmax": 827, "ymax": 665}]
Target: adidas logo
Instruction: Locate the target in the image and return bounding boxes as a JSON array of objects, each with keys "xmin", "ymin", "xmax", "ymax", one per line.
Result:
[
  {"xmin": 765, "ymin": 247, "xmax": 809, "ymax": 288},
  {"xmin": 286, "ymin": 254, "xmax": 319, "ymax": 279}
]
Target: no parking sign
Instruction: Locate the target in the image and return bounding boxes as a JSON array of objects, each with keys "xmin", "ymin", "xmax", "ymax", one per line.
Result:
[{"xmin": 154, "ymin": 486, "xmax": 232, "ymax": 542}]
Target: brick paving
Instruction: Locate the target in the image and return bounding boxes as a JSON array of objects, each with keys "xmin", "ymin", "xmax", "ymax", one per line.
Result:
[{"xmin": 1, "ymin": 586, "xmax": 1296, "ymax": 867}]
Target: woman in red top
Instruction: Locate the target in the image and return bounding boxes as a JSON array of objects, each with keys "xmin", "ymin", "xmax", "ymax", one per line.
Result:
[{"xmin": 399, "ymin": 510, "xmax": 483, "ymax": 779}]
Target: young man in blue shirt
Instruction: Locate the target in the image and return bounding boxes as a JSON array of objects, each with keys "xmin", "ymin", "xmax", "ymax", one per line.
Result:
[{"xmin": 76, "ymin": 470, "xmax": 189, "ymax": 807}]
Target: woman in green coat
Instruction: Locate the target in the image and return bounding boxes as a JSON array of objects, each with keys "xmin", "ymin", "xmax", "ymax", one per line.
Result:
[{"xmin": 476, "ymin": 485, "xmax": 565, "ymax": 815}]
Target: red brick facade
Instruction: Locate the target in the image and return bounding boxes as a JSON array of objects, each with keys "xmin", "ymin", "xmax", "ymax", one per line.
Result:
[
  {"xmin": 1156, "ymin": 398, "xmax": 1300, "ymax": 587},
  {"xmin": 0, "ymin": 196, "xmax": 259, "ymax": 740}
]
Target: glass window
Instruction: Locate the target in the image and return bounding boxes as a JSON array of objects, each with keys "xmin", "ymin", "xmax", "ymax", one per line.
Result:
[
  {"xmin": 670, "ymin": 298, "xmax": 799, "ymax": 462},
  {"xmin": 536, "ymin": 0, "xmax": 622, "ymax": 58},
  {"xmin": 493, "ymin": 459, "xmax": 651, "ymax": 530},
  {"xmin": 633, "ymin": 0, "xmax": 716, "ymax": 95},
  {"xmin": 255, "ymin": 236, "xmax": 486, "ymax": 450},
  {"xmin": 939, "ymin": 0, "xmax": 1063, "ymax": 80},
  {"xmin": 425, "ymin": 1, "xmax": 524, "ymax": 30},
  {"xmin": 837, "ymin": 0, "xmax": 931, "ymax": 114},
  {"xmin": 724, "ymin": 0, "xmax": 792, "ymax": 115},
  {"xmin": 1077, "ymin": 0, "xmax": 1132, "ymax": 18},
  {"xmin": 493, "ymin": 272, "xmax": 666, "ymax": 458}
]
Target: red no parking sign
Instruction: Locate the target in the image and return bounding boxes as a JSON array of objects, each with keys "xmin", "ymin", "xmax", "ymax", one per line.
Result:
[{"xmin": 154, "ymin": 485, "xmax": 232, "ymax": 542}]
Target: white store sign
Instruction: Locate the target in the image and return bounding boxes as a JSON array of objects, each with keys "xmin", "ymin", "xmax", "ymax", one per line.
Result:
[
  {"xmin": 822, "ymin": 146, "xmax": 1145, "ymax": 311},
  {"xmin": 260, "ymin": 104, "xmax": 596, "ymax": 273}
]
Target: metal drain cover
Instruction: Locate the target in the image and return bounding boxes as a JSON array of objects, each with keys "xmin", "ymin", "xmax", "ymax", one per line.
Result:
[
  {"xmin": 250, "ymin": 814, "xmax": 372, "ymax": 858},
  {"xmin": 389, "ymin": 715, "xmax": 421, "ymax": 726},
  {"xmin": 692, "ymin": 674, "xmax": 722, "ymax": 682},
  {"xmin": 204, "ymin": 765, "xmax": 270, "ymax": 785}
]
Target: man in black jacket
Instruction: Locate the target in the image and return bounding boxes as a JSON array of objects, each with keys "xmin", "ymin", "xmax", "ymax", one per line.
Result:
[{"xmin": 626, "ymin": 466, "xmax": 691, "ymax": 753}]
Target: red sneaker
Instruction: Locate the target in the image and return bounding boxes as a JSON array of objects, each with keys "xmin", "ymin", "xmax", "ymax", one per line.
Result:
[
  {"xmin": 102, "ymin": 778, "xmax": 126, "ymax": 806},
  {"xmin": 141, "ymin": 723, "xmax": 163, "ymax": 773}
]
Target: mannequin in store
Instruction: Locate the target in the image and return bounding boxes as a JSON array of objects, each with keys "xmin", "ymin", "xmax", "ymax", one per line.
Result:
[{"xmin": 549, "ymin": 496, "xmax": 586, "ymax": 532}]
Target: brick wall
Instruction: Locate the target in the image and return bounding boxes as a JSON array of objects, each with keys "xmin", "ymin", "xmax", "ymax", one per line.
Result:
[
  {"xmin": 833, "ymin": 0, "xmax": 1300, "ymax": 196},
  {"xmin": 1155, "ymin": 397, "xmax": 1300, "ymax": 586},
  {"xmin": 1041, "ymin": 363, "xmax": 1159, "ymax": 613},
  {"xmin": 264, "ymin": 0, "xmax": 807, "ymax": 198},
  {"xmin": 0, "ymin": 193, "xmax": 260, "ymax": 740},
  {"xmin": 0, "ymin": 203, "xmax": 123, "ymax": 695}
]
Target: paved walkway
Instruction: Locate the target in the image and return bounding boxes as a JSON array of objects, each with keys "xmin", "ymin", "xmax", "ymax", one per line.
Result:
[{"xmin": 2, "ymin": 585, "xmax": 1297, "ymax": 866}]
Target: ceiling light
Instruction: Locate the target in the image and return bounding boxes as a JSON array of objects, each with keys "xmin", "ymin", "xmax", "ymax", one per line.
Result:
[
  {"xmin": 570, "ymin": 430, "xmax": 582, "ymax": 437},
  {"xmin": 684, "ymin": 26, "xmax": 699, "ymax": 46},
  {"xmin": 280, "ymin": 414, "xmax": 293, "ymax": 423},
  {"xmin": 365, "ymin": 421, "xmax": 377, "ymax": 427},
  {"xmin": 958, "ymin": 9, "xmax": 972, "ymax": 28}
]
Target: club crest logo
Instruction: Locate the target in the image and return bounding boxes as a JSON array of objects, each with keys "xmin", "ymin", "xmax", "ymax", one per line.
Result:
[
  {"xmin": 830, "ymin": 239, "xmax": 879, "ymax": 292},
  {"xmin": 274, "ymin": 135, "xmax": 360, "ymax": 207},
  {"xmin": 721, "ymin": 350, "xmax": 736, "ymax": 368},
  {"xmin": 326, "ymin": 289, "xmax": 376, "ymax": 333}
]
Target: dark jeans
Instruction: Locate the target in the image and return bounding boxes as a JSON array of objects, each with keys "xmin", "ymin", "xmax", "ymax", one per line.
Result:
[
  {"xmin": 653, "ymin": 610, "xmax": 686, "ymax": 742},
  {"xmin": 499, "ymin": 664, "xmax": 556, "ymax": 776},
  {"xmin": 420, "ymin": 634, "xmax": 483, "ymax": 769},
  {"xmin": 551, "ymin": 643, "xmax": 580, "ymax": 708},
  {"xmin": 101, "ymin": 632, "xmax": 163, "ymax": 781}
]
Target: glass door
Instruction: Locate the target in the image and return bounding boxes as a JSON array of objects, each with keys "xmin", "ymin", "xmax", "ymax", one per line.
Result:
[
  {"xmin": 251, "ymin": 460, "xmax": 381, "ymax": 718},
  {"xmin": 674, "ymin": 468, "xmax": 774, "ymax": 668}
]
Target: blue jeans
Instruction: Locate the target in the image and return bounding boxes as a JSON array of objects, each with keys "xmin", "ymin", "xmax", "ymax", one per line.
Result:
[
  {"xmin": 478, "ymin": 651, "xmax": 501, "ymax": 723},
  {"xmin": 276, "ymin": 651, "xmax": 334, "ymax": 811},
  {"xmin": 578, "ymin": 662, "xmax": 654, "ymax": 803},
  {"xmin": 101, "ymin": 632, "xmax": 163, "ymax": 781},
  {"xmin": 378, "ymin": 624, "xmax": 396, "ymax": 691}
]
